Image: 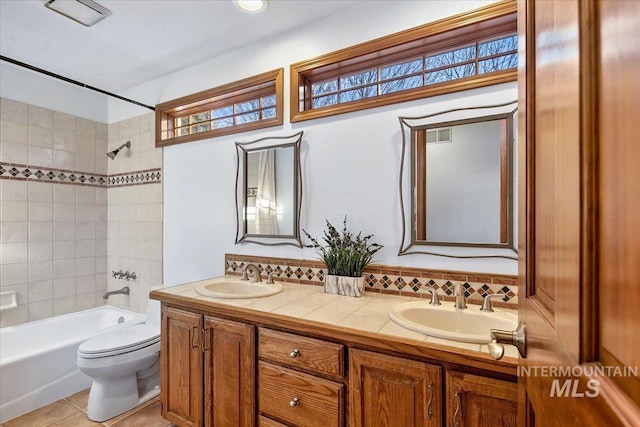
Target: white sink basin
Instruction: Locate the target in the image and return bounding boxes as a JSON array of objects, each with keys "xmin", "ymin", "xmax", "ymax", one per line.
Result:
[
  {"xmin": 389, "ymin": 301, "xmax": 518, "ymax": 344},
  {"xmin": 195, "ymin": 277, "xmax": 283, "ymax": 299}
]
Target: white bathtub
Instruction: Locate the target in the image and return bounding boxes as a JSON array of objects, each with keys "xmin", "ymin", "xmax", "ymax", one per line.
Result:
[{"xmin": 0, "ymin": 305, "xmax": 146, "ymax": 423}]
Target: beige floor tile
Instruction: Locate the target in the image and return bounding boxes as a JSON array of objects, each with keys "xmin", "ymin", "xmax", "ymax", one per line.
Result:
[
  {"xmin": 108, "ymin": 401, "xmax": 171, "ymax": 427},
  {"xmin": 65, "ymin": 388, "xmax": 90, "ymax": 411},
  {"xmin": 3, "ymin": 399, "xmax": 79, "ymax": 427},
  {"xmin": 103, "ymin": 398, "xmax": 159, "ymax": 426},
  {"xmin": 47, "ymin": 411, "xmax": 104, "ymax": 426}
]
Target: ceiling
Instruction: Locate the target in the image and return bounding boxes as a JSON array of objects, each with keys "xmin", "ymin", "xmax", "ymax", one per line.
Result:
[{"xmin": 0, "ymin": 0, "xmax": 363, "ymax": 93}]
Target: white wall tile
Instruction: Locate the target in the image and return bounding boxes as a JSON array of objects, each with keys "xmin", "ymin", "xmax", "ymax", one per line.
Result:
[
  {"xmin": 53, "ymin": 258, "xmax": 75, "ymax": 279},
  {"xmin": 1, "ymin": 222, "xmax": 28, "ymax": 243},
  {"xmin": 76, "ymin": 274, "xmax": 95, "ymax": 294},
  {"xmin": 53, "ymin": 185, "xmax": 75, "ymax": 203},
  {"xmin": 52, "ymin": 149, "xmax": 75, "ymax": 169},
  {"xmin": 76, "ymin": 204, "xmax": 96, "ymax": 222},
  {"xmin": 53, "ymin": 277, "xmax": 75, "ymax": 298},
  {"xmin": 29, "ymin": 106, "xmax": 53, "ymax": 129},
  {"xmin": 28, "ymin": 241, "xmax": 52, "ymax": 262},
  {"xmin": 28, "ymin": 182, "xmax": 52, "ymax": 202},
  {"xmin": 28, "ymin": 125, "xmax": 53, "ymax": 148},
  {"xmin": 52, "ymin": 128, "xmax": 75, "ymax": 152},
  {"xmin": 1, "ymin": 180, "xmax": 28, "ymax": 200},
  {"xmin": 0, "ymin": 283, "xmax": 28, "ymax": 305},
  {"xmin": 2, "ymin": 201, "xmax": 28, "ymax": 221},
  {"xmin": 54, "ymin": 240, "xmax": 75, "ymax": 260},
  {"xmin": 53, "ymin": 112, "xmax": 75, "ymax": 132},
  {"xmin": 53, "ymin": 296, "xmax": 75, "ymax": 316},
  {"xmin": 75, "ymin": 292, "xmax": 96, "ymax": 311},
  {"xmin": 1, "ymin": 99, "xmax": 29, "ymax": 123},
  {"xmin": 2, "ymin": 242, "xmax": 28, "ymax": 264},
  {"xmin": 29, "ymin": 280, "xmax": 53, "ymax": 302},
  {"xmin": 76, "ymin": 257, "xmax": 95, "ymax": 276},
  {"xmin": 76, "ymin": 118, "xmax": 96, "ymax": 138},
  {"xmin": 1, "ymin": 120, "xmax": 28, "ymax": 144},
  {"xmin": 53, "ymin": 221, "xmax": 75, "ymax": 240},
  {"xmin": 1, "ymin": 262, "xmax": 28, "ymax": 285},
  {"xmin": 28, "ymin": 145, "xmax": 53, "ymax": 167},
  {"xmin": 29, "ymin": 202, "xmax": 53, "ymax": 222},
  {"xmin": 29, "ymin": 222, "xmax": 53, "ymax": 242},
  {"xmin": 76, "ymin": 186, "xmax": 95, "ymax": 204},
  {"xmin": 29, "ymin": 260, "xmax": 52, "ymax": 282},
  {"xmin": 0, "ymin": 140, "xmax": 28, "ymax": 163},
  {"xmin": 76, "ymin": 239, "xmax": 95, "ymax": 257},
  {"xmin": 54, "ymin": 203, "xmax": 75, "ymax": 222},
  {"xmin": 28, "ymin": 300, "xmax": 53, "ymax": 321},
  {"xmin": 76, "ymin": 222, "xmax": 95, "ymax": 239}
]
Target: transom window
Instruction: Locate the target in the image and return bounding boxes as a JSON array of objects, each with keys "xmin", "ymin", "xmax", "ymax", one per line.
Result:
[
  {"xmin": 156, "ymin": 69, "xmax": 283, "ymax": 147},
  {"xmin": 291, "ymin": 2, "xmax": 517, "ymax": 122}
]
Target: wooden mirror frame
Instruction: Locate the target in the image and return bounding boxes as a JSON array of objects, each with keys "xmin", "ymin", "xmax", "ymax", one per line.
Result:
[{"xmin": 398, "ymin": 101, "xmax": 518, "ymax": 259}]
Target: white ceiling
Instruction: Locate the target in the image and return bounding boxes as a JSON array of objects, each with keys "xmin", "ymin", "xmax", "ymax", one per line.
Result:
[{"xmin": 0, "ymin": 0, "xmax": 363, "ymax": 93}]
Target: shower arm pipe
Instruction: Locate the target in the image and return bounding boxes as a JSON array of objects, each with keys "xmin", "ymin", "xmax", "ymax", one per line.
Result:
[{"xmin": 0, "ymin": 55, "xmax": 155, "ymax": 111}]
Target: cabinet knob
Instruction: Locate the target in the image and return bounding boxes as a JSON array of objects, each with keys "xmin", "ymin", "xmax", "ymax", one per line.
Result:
[
  {"xmin": 289, "ymin": 349, "xmax": 300, "ymax": 358},
  {"xmin": 289, "ymin": 397, "xmax": 299, "ymax": 407}
]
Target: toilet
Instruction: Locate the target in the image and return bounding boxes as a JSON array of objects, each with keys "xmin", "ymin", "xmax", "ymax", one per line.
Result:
[{"xmin": 77, "ymin": 300, "xmax": 161, "ymax": 422}]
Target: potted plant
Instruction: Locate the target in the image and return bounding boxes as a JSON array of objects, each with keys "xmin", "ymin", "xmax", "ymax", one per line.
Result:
[{"xmin": 303, "ymin": 217, "xmax": 383, "ymax": 297}]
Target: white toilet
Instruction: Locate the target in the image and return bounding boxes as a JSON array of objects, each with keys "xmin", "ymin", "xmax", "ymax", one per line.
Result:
[{"xmin": 77, "ymin": 300, "xmax": 161, "ymax": 422}]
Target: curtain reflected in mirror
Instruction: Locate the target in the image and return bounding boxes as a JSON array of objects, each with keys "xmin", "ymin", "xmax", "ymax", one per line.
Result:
[
  {"xmin": 235, "ymin": 132, "xmax": 302, "ymax": 247},
  {"xmin": 398, "ymin": 102, "xmax": 518, "ymax": 259}
]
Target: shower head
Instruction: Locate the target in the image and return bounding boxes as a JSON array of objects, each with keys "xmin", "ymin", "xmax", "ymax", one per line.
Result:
[{"xmin": 107, "ymin": 140, "xmax": 131, "ymax": 160}]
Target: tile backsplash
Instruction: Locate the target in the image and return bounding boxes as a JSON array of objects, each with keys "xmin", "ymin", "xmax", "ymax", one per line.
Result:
[{"xmin": 225, "ymin": 253, "xmax": 518, "ymax": 306}]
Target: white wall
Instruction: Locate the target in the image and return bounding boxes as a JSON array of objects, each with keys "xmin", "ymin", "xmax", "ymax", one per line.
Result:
[
  {"xmin": 106, "ymin": 0, "xmax": 517, "ymax": 285},
  {"xmin": 0, "ymin": 62, "xmax": 109, "ymax": 123}
]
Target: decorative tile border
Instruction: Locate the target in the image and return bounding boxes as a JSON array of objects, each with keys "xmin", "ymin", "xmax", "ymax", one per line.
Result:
[
  {"xmin": 225, "ymin": 253, "xmax": 518, "ymax": 306},
  {"xmin": 108, "ymin": 168, "xmax": 162, "ymax": 188},
  {"xmin": 0, "ymin": 162, "xmax": 161, "ymax": 188}
]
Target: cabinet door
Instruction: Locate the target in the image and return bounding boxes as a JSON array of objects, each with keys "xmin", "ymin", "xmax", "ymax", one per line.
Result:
[
  {"xmin": 446, "ymin": 371, "xmax": 517, "ymax": 427},
  {"xmin": 204, "ymin": 316, "xmax": 255, "ymax": 427},
  {"xmin": 349, "ymin": 349, "xmax": 442, "ymax": 427},
  {"xmin": 161, "ymin": 306, "xmax": 203, "ymax": 427}
]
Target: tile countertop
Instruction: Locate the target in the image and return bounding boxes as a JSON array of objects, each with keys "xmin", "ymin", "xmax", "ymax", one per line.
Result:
[{"xmin": 150, "ymin": 277, "xmax": 519, "ymax": 370}]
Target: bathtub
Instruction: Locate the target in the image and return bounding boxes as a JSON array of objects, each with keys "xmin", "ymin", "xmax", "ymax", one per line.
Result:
[{"xmin": 0, "ymin": 305, "xmax": 146, "ymax": 423}]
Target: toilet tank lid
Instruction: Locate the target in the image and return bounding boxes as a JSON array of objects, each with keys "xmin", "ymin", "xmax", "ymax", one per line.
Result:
[{"xmin": 79, "ymin": 324, "xmax": 159, "ymax": 354}]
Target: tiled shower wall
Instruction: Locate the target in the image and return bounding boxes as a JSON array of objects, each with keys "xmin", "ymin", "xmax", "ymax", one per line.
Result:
[
  {"xmin": 106, "ymin": 113, "xmax": 162, "ymax": 314},
  {"xmin": 0, "ymin": 99, "xmax": 162, "ymax": 327},
  {"xmin": 0, "ymin": 98, "xmax": 109, "ymax": 327}
]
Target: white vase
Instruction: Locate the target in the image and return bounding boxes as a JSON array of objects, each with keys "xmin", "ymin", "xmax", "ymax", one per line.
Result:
[{"xmin": 324, "ymin": 274, "xmax": 365, "ymax": 297}]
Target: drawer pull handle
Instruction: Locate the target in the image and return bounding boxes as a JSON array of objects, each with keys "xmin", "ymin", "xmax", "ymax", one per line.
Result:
[
  {"xmin": 454, "ymin": 391, "xmax": 462, "ymax": 427},
  {"xmin": 289, "ymin": 349, "xmax": 300, "ymax": 358},
  {"xmin": 289, "ymin": 397, "xmax": 300, "ymax": 407}
]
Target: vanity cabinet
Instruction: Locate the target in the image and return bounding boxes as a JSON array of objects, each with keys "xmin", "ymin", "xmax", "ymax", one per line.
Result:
[
  {"xmin": 445, "ymin": 371, "xmax": 518, "ymax": 427},
  {"xmin": 348, "ymin": 349, "xmax": 442, "ymax": 427},
  {"xmin": 160, "ymin": 307, "xmax": 255, "ymax": 427},
  {"xmin": 257, "ymin": 328, "xmax": 345, "ymax": 427}
]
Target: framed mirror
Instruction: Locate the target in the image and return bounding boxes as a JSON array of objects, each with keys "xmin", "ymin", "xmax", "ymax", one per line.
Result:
[
  {"xmin": 398, "ymin": 102, "xmax": 518, "ymax": 259},
  {"xmin": 235, "ymin": 131, "xmax": 303, "ymax": 247}
]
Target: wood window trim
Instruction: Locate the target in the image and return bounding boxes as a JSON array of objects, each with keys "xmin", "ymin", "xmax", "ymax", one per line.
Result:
[
  {"xmin": 156, "ymin": 68, "xmax": 284, "ymax": 148},
  {"xmin": 290, "ymin": 1, "xmax": 516, "ymax": 123}
]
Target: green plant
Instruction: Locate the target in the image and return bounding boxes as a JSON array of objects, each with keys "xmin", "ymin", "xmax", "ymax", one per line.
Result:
[{"xmin": 303, "ymin": 217, "xmax": 383, "ymax": 277}]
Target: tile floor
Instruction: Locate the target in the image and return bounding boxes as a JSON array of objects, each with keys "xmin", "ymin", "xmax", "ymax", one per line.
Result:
[{"xmin": 0, "ymin": 389, "xmax": 174, "ymax": 427}]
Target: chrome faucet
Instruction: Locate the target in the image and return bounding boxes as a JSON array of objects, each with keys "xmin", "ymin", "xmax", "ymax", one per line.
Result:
[
  {"xmin": 453, "ymin": 283, "xmax": 467, "ymax": 309},
  {"xmin": 103, "ymin": 286, "xmax": 130, "ymax": 300},
  {"xmin": 241, "ymin": 263, "xmax": 262, "ymax": 283}
]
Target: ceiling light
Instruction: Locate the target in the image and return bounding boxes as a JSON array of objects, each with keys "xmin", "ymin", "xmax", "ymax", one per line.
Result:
[
  {"xmin": 233, "ymin": 0, "xmax": 268, "ymax": 14},
  {"xmin": 44, "ymin": 0, "xmax": 112, "ymax": 27}
]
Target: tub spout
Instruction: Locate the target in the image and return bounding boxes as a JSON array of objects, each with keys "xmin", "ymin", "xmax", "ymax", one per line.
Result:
[{"xmin": 103, "ymin": 286, "xmax": 130, "ymax": 300}]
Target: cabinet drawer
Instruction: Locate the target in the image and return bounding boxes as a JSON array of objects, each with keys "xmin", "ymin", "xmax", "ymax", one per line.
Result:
[
  {"xmin": 258, "ymin": 361, "xmax": 344, "ymax": 427},
  {"xmin": 258, "ymin": 415, "xmax": 289, "ymax": 427},
  {"xmin": 259, "ymin": 328, "xmax": 344, "ymax": 379}
]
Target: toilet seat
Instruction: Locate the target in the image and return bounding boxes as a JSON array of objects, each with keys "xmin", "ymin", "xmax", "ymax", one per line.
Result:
[{"xmin": 78, "ymin": 324, "xmax": 159, "ymax": 359}]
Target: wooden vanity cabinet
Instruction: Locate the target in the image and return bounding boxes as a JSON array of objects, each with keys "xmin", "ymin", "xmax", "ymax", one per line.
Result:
[
  {"xmin": 445, "ymin": 370, "xmax": 518, "ymax": 427},
  {"xmin": 160, "ymin": 306, "xmax": 255, "ymax": 427},
  {"xmin": 257, "ymin": 328, "xmax": 345, "ymax": 427},
  {"xmin": 349, "ymin": 349, "xmax": 443, "ymax": 427}
]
